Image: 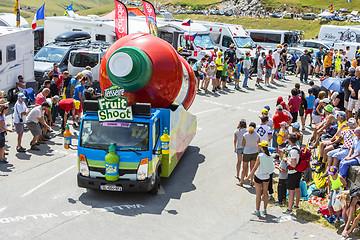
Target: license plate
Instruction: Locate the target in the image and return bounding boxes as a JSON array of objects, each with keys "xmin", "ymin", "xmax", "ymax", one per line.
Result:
[{"xmin": 100, "ymin": 185, "xmax": 122, "ymax": 191}]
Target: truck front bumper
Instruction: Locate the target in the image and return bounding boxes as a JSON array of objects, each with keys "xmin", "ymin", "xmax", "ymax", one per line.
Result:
[{"xmin": 77, "ymin": 173, "xmax": 154, "ymax": 192}]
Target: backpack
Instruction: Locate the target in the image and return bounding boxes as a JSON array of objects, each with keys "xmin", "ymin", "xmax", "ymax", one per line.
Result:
[{"xmin": 288, "ymin": 147, "xmax": 311, "ymax": 172}]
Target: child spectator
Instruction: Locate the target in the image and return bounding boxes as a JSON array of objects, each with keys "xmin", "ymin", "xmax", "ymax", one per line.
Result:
[
  {"xmin": 256, "ymin": 116, "xmax": 272, "ymax": 143},
  {"xmin": 261, "ymin": 108, "xmax": 273, "ymax": 131},
  {"xmin": 274, "ymin": 156, "xmax": 288, "ymax": 206},
  {"xmin": 276, "ymin": 121, "xmax": 289, "ymax": 158},
  {"xmin": 291, "ymin": 122, "xmax": 303, "ymax": 146},
  {"xmin": 221, "ymin": 57, "xmax": 229, "ymax": 90},
  {"xmin": 234, "ymin": 119, "xmax": 247, "ymax": 183},
  {"xmin": 234, "ymin": 58, "xmax": 244, "ymax": 90},
  {"xmin": 326, "ymin": 166, "xmax": 346, "ymax": 223},
  {"xmin": 304, "ymin": 89, "xmax": 315, "ymax": 127}
]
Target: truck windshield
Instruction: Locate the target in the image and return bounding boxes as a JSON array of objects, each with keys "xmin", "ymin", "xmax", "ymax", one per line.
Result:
[
  {"xmin": 234, "ymin": 36, "xmax": 257, "ymax": 48},
  {"xmin": 194, "ymin": 34, "xmax": 215, "ymax": 49},
  {"xmin": 34, "ymin": 46, "xmax": 68, "ymax": 63},
  {"xmin": 80, "ymin": 120, "xmax": 149, "ymax": 151},
  {"xmin": 70, "ymin": 52, "xmax": 98, "ymax": 68}
]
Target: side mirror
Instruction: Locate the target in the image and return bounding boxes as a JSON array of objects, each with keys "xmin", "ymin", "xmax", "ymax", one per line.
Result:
[{"xmin": 153, "ymin": 149, "xmax": 161, "ymax": 155}]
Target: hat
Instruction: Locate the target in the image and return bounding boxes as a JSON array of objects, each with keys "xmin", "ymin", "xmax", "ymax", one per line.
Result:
[
  {"xmin": 280, "ymin": 121, "xmax": 288, "ymax": 127},
  {"xmin": 280, "ymin": 101, "xmax": 287, "ymax": 109},
  {"xmin": 210, "ymin": 61, "xmax": 215, "ymax": 66},
  {"xmin": 320, "ymin": 98, "xmax": 330, "ymax": 104},
  {"xmin": 348, "ymin": 118, "xmax": 357, "ymax": 124},
  {"xmin": 177, "ymin": 47, "xmax": 183, "ymax": 51},
  {"xmin": 349, "ymin": 67, "xmax": 356, "ymax": 73},
  {"xmin": 277, "ymin": 44, "xmax": 282, "ymax": 48},
  {"xmin": 324, "ymin": 104, "xmax": 334, "ymax": 113},
  {"xmin": 258, "ymin": 140, "xmax": 269, "ymax": 147},
  {"xmin": 277, "ymin": 96, "xmax": 283, "ymax": 102},
  {"xmin": 214, "ymin": 46, "xmax": 219, "ymax": 50},
  {"xmin": 17, "ymin": 93, "xmax": 26, "ymax": 99},
  {"xmin": 264, "ymin": 105, "xmax": 270, "ymax": 111},
  {"xmin": 277, "ymin": 48, "xmax": 282, "ymax": 52},
  {"xmin": 291, "ymin": 122, "xmax": 300, "ymax": 129},
  {"xmin": 276, "ymin": 105, "xmax": 283, "ymax": 110},
  {"xmin": 74, "ymin": 100, "xmax": 81, "ymax": 110},
  {"xmin": 53, "ymin": 63, "xmax": 58, "ymax": 67},
  {"xmin": 336, "ymin": 111, "xmax": 346, "ymax": 118},
  {"xmin": 257, "ymin": 46, "xmax": 263, "ymax": 49},
  {"xmin": 230, "ymin": 43, "xmax": 235, "ymax": 48},
  {"xmin": 217, "ymin": 51, "xmax": 223, "ymax": 56},
  {"xmin": 262, "ymin": 108, "xmax": 269, "ymax": 114},
  {"xmin": 77, "ymin": 72, "xmax": 84, "ymax": 78},
  {"xmin": 309, "ymin": 48, "xmax": 314, "ymax": 52},
  {"xmin": 328, "ymin": 166, "xmax": 338, "ymax": 176}
]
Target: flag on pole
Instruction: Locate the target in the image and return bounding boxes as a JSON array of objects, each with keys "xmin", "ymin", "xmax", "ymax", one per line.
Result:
[
  {"xmin": 14, "ymin": 0, "xmax": 20, "ymax": 27},
  {"xmin": 328, "ymin": 4, "xmax": 334, "ymax": 13},
  {"xmin": 183, "ymin": 31, "xmax": 197, "ymax": 41},
  {"xmin": 114, "ymin": 0, "xmax": 128, "ymax": 40},
  {"xmin": 181, "ymin": 18, "xmax": 191, "ymax": 26},
  {"xmin": 32, "ymin": 4, "xmax": 45, "ymax": 30},
  {"xmin": 142, "ymin": 0, "xmax": 158, "ymax": 36},
  {"xmin": 64, "ymin": 3, "xmax": 73, "ymax": 16}
]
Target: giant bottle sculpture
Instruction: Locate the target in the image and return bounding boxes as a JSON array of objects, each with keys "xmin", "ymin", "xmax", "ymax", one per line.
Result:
[{"xmin": 99, "ymin": 33, "xmax": 196, "ymax": 110}]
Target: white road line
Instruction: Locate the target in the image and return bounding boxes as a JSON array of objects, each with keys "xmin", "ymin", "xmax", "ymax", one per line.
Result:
[
  {"xmin": 158, "ymin": 186, "xmax": 165, "ymax": 195},
  {"xmin": 194, "ymin": 108, "xmax": 222, "ymax": 115},
  {"xmin": 0, "ymin": 207, "xmax": 7, "ymax": 213},
  {"xmin": 21, "ymin": 165, "xmax": 75, "ymax": 198},
  {"xmin": 240, "ymin": 97, "xmax": 277, "ymax": 105}
]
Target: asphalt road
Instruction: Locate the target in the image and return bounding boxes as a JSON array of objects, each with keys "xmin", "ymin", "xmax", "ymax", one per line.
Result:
[{"xmin": 0, "ymin": 75, "xmax": 354, "ymax": 240}]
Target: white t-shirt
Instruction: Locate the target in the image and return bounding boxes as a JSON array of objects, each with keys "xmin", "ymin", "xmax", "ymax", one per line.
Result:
[
  {"xmin": 25, "ymin": 106, "xmax": 42, "ymax": 124},
  {"xmin": 243, "ymin": 132, "xmax": 260, "ymax": 154},
  {"xmin": 17, "ymin": 81, "xmax": 27, "ymax": 91},
  {"xmin": 255, "ymin": 153, "xmax": 274, "ymax": 180},
  {"xmin": 13, "ymin": 100, "xmax": 27, "ymax": 124},
  {"xmin": 288, "ymin": 146, "xmax": 300, "ymax": 174},
  {"xmin": 234, "ymin": 128, "xmax": 247, "ymax": 149},
  {"xmin": 257, "ymin": 56, "xmax": 264, "ymax": 71},
  {"xmin": 255, "ymin": 124, "xmax": 272, "ymax": 142},
  {"xmin": 273, "ymin": 51, "xmax": 281, "ymax": 66}
]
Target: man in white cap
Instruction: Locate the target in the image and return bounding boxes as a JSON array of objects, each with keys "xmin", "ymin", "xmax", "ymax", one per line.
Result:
[
  {"xmin": 13, "ymin": 93, "xmax": 29, "ymax": 152},
  {"xmin": 271, "ymin": 48, "xmax": 281, "ymax": 84}
]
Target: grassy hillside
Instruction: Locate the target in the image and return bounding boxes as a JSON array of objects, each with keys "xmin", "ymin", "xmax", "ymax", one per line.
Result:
[
  {"xmin": 261, "ymin": 0, "xmax": 360, "ymax": 12},
  {"xmin": 174, "ymin": 14, "xmax": 359, "ymax": 39}
]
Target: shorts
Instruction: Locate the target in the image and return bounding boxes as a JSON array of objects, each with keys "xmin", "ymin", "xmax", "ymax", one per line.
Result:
[
  {"xmin": 325, "ymin": 67, "xmax": 331, "ymax": 76},
  {"xmin": 265, "ymin": 68, "xmax": 272, "ymax": 78},
  {"xmin": 199, "ymin": 74, "xmax": 204, "ymax": 80},
  {"xmin": 216, "ymin": 70, "xmax": 222, "ymax": 79},
  {"xmin": 312, "ymin": 113, "xmax": 322, "ymax": 124},
  {"xmin": 243, "ymin": 153, "xmax": 258, "ymax": 162},
  {"xmin": 299, "ymin": 106, "xmax": 305, "ymax": 117},
  {"xmin": 287, "ymin": 172, "xmax": 302, "ymax": 190},
  {"xmin": 14, "ymin": 123, "xmax": 24, "ymax": 135},
  {"xmin": 194, "ymin": 71, "xmax": 200, "ymax": 78},
  {"xmin": 332, "ymin": 142, "xmax": 341, "ymax": 149},
  {"xmin": 327, "ymin": 148, "xmax": 350, "ymax": 161},
  {"xmin": 257, "ymin": 69, "xmax": 263, "ymax": 79},
  {"xmin": 254, "ymin": 175, "xmax": 270, "ymax": 184},
  {"xmin": 236, "ymin": 148, "xmax": 244, "ymax": 154},
  {"xmin": 26, "ymin": 122, "xmax": 42, "ymax": 137},
  {"xmin": 0, "ymin": 132, "xmax": 5, "ymax": 148},
  {"xmin": 348, "ymin": 98, "xmax": 360, "ymax": 112},
  {"xmin": 271, "ymin": 66, "xmax": 278, "ymax": 75},
  {"xmin": 291, "ymin": 111, "xmax": 298, "ymax": 123},
  {"xmin": 221, "ymin": 76, "xmax": 227, "ymax": 82},
  {"xmin": 315, "ymin": 60, "xmax": 322, "ymax": 66},
  {"xmin": 344, "ymin": 101, "xmax": 348, "ymax": 110},
  {"xmin": 296, "ymin": 60, "xmax": 301, "ymax": 67},
  {"xmin": 305, "ymin": 109, "xmax": 313, "ymax": 115},
  {"xmin": 75, "ymin": 101, "xmax": 83, "ymax": 115},
  {"xmin": 234, "ymin": 72, "xmax": 240, "ymax": 79}
]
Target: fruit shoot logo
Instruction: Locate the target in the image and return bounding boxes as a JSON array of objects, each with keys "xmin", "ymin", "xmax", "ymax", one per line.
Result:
[{"xmin": 98, "ymin": 86, "xmax": 133, "ymax": 122}]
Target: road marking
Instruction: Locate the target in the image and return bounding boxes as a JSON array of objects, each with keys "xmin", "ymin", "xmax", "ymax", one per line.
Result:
[
  {"xmin": 194, "ymin": 108, "xmax": 221, "ymax": 115},
  {"xmin": 0, "ymin": 207, "xmax": 7, "ymax": 213},
  {"xmin": 240, "ymin": 97, "xmax": 277, "ymax": 105},
  {"xmin": 21, "ymin": 165, "xmax": 75, "ymax": 198},
  {"xmin": 158, "ymin": 186, "xmax": 165, "ymax": 195}
]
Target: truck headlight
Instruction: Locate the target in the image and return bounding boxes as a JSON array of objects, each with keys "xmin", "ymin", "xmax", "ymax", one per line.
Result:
[
  {"xmin": 79, "ymin": 154, "xmax": 89, "ymax": 177},
  {"xmin": 137, "ymin": 158, "xmax": 148, "ymax": 181}
]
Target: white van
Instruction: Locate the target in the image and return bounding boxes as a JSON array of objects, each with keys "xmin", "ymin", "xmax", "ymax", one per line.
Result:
[
  {"xmin": 333, "ymin": 42, "xmax": 360, "ymax": 60},
  {"xmin": 0, "ymin": 27, "xmax": 34, "ymax": 101},
  {"xmin": 196, "ymin": 21, "xmax": 257, "ymax": 58},
  {"xmin": 246, "ymin": 29, "xmax": 301, "ymax": 50},
  {"xmin": 318, "ymin": 25, "xmax": 360, "ymax": 43}
]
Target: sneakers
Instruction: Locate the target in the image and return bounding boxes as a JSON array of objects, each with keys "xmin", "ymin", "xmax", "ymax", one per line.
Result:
[
  {"xmin": 251, "ymin": 210, "xmax": 260, "ymax": 216},
  {"xmin": 293, "ymin": 205, "xmax": 300, "ymax": 210},
  {"xmin": 16, "ymin": 146, "xmax": 26, "ymax": 152},
  {"xmin": 43, "ymin": 134, "xmax": 51, "ymax": 140},
  {"xmin": 262, "ymin": 209, "xmax": 267, "ymax": 215},
  {"xmin": 0, "ymin": 159, "xmax": 8, "ymax": 164},
  {"xmin": 326, "ymin": 216, "xmax": 336, "ymax": 224},
  {"xmin": 283, "ymin": 209, "xmax": 293, "ymax": 214},
  {"xmin": 30, "ymin": 145, "xmax": 40, "ymax": 151},
  {"xmin": 274, "ymin": 201, "xmax": 283, "ymax": 206}
]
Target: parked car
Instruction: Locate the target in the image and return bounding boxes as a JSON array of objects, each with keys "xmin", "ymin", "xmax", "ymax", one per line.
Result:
[
  {"xmin": 333, "ymin": 15, "xmax": 345, "ymax": 21},
  {"xmin": 283, "ymin": 13, "xmax": 293, "ymax": 19},
  {"xmin": 299, "ymin": 39, "xmax": 331, "ymax": 51},
  {"xmin": 271, "ymin": 13, "xmax": 282, "ymax": 18},
  {"xmin": 224, "ymin": 11, "xmax": 233, "ymax": 16},
  {"xmin": 302, "ymin": 13, "xmax": 316, "ymax": 20}
]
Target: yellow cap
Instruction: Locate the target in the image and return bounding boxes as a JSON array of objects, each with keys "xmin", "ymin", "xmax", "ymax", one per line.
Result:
[
  {"xmin": 262, "ymin": 108, "xmax": 269, "ymax": 114},
  {"xmin": 77, "ymin": 72, "xmax": 84, "ymax": 78},
  {"xmin": 358, "ymin": 49, "xmax": 360, "ymax": 53},
  {"xmin": 74, "ymin": 100, "xmax": 80, "ymax": 109},
  {"xmin": 218, "ymin": 51, "xmax": 223, "ymax": 56},
  {"xmin": 178, "ymin": 47, "xmax": 183, "ymax": 51},
  {"xmin": 277, "ymin": 44, "xmax": 282, "ymax": 48},
  {"xmin": 258, "ymin": 140, "xmax": 269, "ymax": 147}
]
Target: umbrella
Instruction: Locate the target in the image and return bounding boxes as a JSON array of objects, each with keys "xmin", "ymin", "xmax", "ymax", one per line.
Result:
[{"xmin": 321, "ymin": 77, "xmax": 344, "ymax": 92}]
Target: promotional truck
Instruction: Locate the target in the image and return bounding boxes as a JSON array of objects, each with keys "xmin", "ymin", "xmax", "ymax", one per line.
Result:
[{"xmin": 76, "ymin": 33, "xmax": 197, "ymax": 194}]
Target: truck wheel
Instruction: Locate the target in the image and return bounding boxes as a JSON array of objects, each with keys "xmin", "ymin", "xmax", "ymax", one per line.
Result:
[{"xmin": 149, "ymin": 168, "xmax": 161, "ymax": 195}]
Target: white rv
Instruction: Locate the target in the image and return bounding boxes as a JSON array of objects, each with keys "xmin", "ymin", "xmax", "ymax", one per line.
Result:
[
  {"xmin": 318, "ymin": 25, "xmax": 360, "ymax": 43},
  {"xmin": 0, "ymin": 13, "xmax": 29, "ymax": 28},
  {"xmin": 333, "ymin": 42, "xmax": 360, "ymax": 60},
  {"xmin": 195, "ymin": 21, "xmax": 257, "ymax": 58},
  {"xmin": 44, "ymin": 15, "xmax": 149, "ymax": 44},
  {"xmin": 246, "ymin": 29, "xmax": 301, "ymax": 50},
  {"xmin": 0, "ymin": 27, "xmax": 34, "ymax": 100}
]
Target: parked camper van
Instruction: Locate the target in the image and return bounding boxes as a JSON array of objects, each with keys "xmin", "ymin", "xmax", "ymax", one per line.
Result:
[
  {"xmin": 196, "ymin": 21, "xmax": 257, "ymax": 58},
  {"xmin": 0, "ymin": 27, "xmax": 34, "ymax": 101},
  {"xmin": 246, "ymin": 29, "xmax": 301, "ymax": 49},
  {"xmin": 333, "ymin": 42, "xmax": 360, "ymax": 60},
  {"xmin": 318, "ymin": 25, "xmax": 360, "ymax": 43},
  {"xmin": 0, "ymin": 13, "xmax": 29, "ymax": 28}
]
